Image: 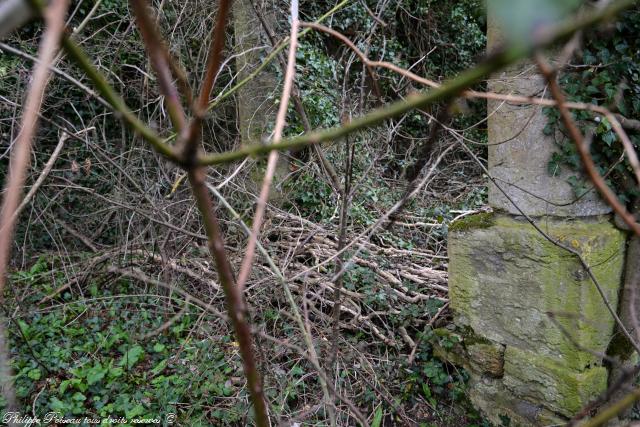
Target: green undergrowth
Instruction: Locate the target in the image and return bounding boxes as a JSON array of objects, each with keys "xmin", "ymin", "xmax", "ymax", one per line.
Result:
[
  {"xmin": 0, "ymin": 256, "xmax": 490, "ymax": 426},
  {"xmin": 1, "ymin": 258, "xmax": 245, "ymax": 426}
]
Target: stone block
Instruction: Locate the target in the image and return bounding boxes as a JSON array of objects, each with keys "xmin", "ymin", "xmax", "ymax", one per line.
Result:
[
  {"xmin": 467, "ymin": 341, "xmax": 505, "ymax": 377},
  {"xmin": 449, "ymin": 213, "xmax": 626, "ymax": 370},
  {"xmin": 503, "ymin": 346, "xmax": 608, "ymax": 417},
  {"xmin": 468, "ymin": 375, "xmax": 566, "ymax": 427}
]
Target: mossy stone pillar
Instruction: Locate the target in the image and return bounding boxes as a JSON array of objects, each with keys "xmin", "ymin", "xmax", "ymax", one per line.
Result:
[
  {"xmin": 447, "ymin": 215, "xmax": 625, "ymax": 425},
  {"xmin": 443, "ymin": 10, "xmax": 627, "ymax": 426}
]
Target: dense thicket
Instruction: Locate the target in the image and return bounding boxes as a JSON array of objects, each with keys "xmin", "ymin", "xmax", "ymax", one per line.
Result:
[{"xmin": 1, "ymin": 1, "xmax": 637, "ymax": 425}]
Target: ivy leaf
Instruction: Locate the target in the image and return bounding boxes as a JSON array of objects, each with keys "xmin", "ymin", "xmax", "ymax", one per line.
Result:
[
  {"xmin": 120, "ymin": 345, "xmax": 145, "ymax": 370},
  {"xmin": 86, "ymin": 363, "xmax": 107, "ymax": 385},
  {"xmin": 150, "ymin": 359, "xmax": 167, "ymax": 377},
  {"xmin": 548, "ymin": 152, "xmax": 562, "ymax": 176},
  {"xmin": 615, "ymin": 41, "xmax": 628, "ymax": 53},
  {"xmin": 586, "ymin": 85, "xmax": 600, "ymax": 95},
  {"xmin": 27, "ymin": 368, "xmax": 41, "ymax": 381},
  {"xmin": 602, "ymin": 131, "xmax": 617, "ymax": 146},
  {"xmin": 72, "ymin": 392, "xmax": 86, "ymax": 401},
  {"xmin": 59, "ymin": 379, "xmax": 71, "ymax": 394},
  {"xmin": 50, "ymin": 396, "xmax": 66, "ymax": 411},
  {"xmin": 543, "ymin": 123, "xmax": 555, "ymax": 136}
]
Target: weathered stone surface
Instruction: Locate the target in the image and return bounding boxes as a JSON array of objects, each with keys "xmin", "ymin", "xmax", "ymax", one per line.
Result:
[
  {"xmin": 503, "ymin": 347, "xmax": 608, "ymax": 417},
  {"xmin": 486, "ymin": 15, "xmax": 611, "ymax": 217},
  {"xmin": 613, "ymin": 235, "xmax": 640, "ymax": 360},
  {"xmin": 468, "ymin": 375, "xmax": 566, "ymax": 427},
  {"xmin": 607, "ymin": 234, "xmax": 640, "ymax": 419},
  {"xmin": 449, "ymin": 213, "xmax": 626, "ymax": 370},
  {"xmin": 233, "ymin": 0, "xmax": 277, "ymax": 146},
  {"xmin": 467, "ymin": 341, "xmax": 505, "ymax": 377}
]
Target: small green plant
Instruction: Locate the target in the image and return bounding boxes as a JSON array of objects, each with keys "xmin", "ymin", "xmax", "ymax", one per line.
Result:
[{"xmin": 284, "ymin": 172, "xmax": 336, "ymax": 221}]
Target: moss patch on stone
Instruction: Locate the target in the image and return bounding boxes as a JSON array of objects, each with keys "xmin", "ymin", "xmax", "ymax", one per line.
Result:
[
  {"xmin": 449, "ymin": 212, "xmax": 495, "ymax": 232},
  {"xmin": 503, "ymin": 347, "xmax": 608, "ymax": 417}
]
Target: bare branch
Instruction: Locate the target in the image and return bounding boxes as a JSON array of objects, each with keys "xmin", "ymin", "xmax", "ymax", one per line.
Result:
[
  {"xmin": 236, "ymin": 0, "xmax": 300, "ymax": 293},
  {"xmin": 196, "ymin": 0, "xmax": 233, "ymax": 113},
  {"xmin": 0, "ymin": 0, "xmax": 70, "ymax": 412}
]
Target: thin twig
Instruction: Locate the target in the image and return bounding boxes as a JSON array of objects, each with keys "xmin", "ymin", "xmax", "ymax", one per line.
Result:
[
  {"xmin": 329, "ymin": 123, "xmax": 353, "ymax": 369},
  {"xmin": 9, "ymin": 131, "xmax": 69, "ymax": 224}
]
